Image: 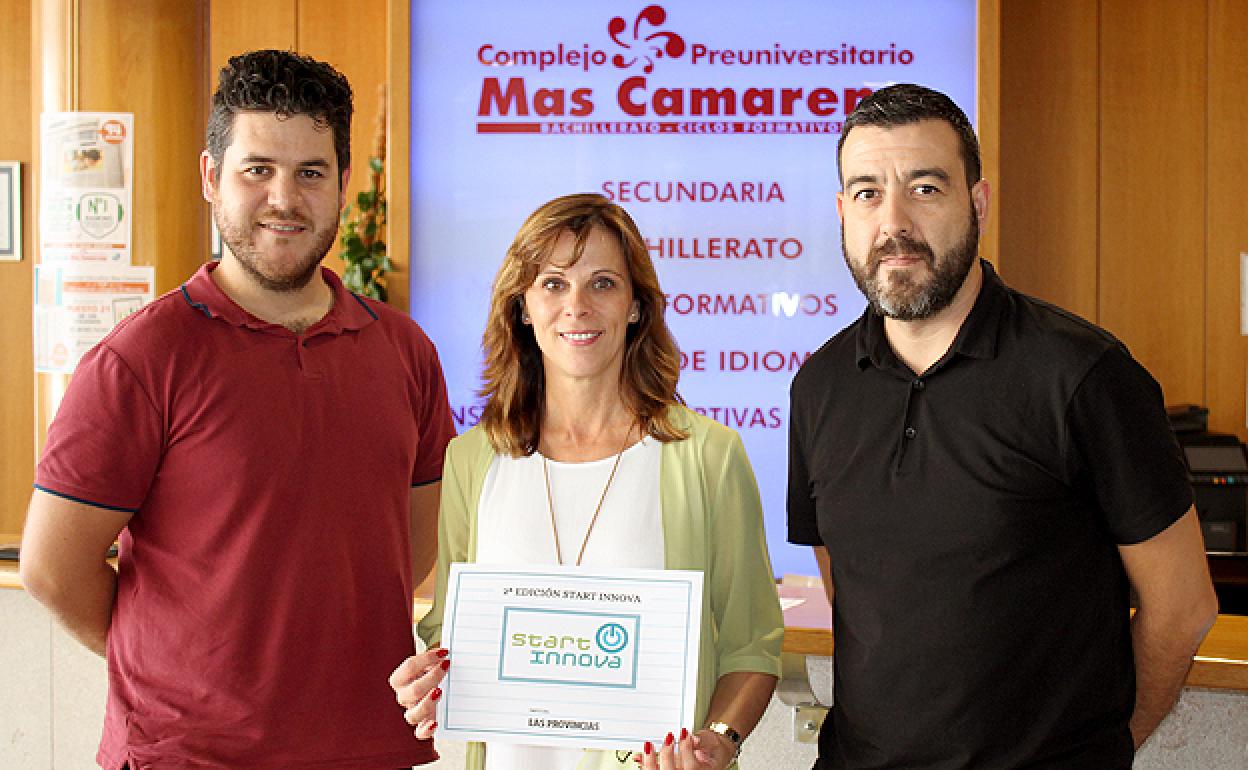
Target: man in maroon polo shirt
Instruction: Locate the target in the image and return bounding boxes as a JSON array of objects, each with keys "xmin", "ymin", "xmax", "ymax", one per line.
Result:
[{"xmin": 20, "ymin": 50, "xmax": 455, "ymax": 769}]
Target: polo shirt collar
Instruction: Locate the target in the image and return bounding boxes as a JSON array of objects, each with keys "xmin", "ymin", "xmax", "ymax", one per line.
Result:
[
  {"xmin": 950, "ymin": 259, "xmax": 1007, "ymax": 361},
  {"xmin": 855, "ymin": 258, "xmax": 1007, "ymax": 371},
  {"xmin": 179, "ymin": 262, "xmax": 379, "ymax": 335}
]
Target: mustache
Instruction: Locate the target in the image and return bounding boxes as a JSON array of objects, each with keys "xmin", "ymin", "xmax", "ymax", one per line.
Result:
[
  {"xmin": 870, "ymin": 234, "xmax": 935, "ymax": 264},
  {"xmin": 254, "ymin": 208, "xmax": 310, "ymax": 225}
]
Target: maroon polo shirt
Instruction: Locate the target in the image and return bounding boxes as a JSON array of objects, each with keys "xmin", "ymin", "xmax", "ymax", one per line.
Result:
[{"xmin": 36, "ymin": 263, "xmax": 455, "ymax": 769}]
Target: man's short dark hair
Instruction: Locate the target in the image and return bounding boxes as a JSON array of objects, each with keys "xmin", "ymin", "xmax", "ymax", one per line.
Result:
[
  {"xmin": 837, "ymin": 83, "xmax": 981, "ymax": 188},
  {"xmin": 206, "ymin": 49, "xmax": 353, "ymax": 175}
]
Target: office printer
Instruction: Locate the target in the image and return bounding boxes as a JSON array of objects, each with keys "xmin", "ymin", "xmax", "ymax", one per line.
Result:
[{"xmin": 1169, "ymin": 405, "xmax": 1248, "ymax": 554}]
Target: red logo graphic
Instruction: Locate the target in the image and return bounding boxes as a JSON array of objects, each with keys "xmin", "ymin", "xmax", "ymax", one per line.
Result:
[
  {"xmin": 99, "ymin": 119, "xmax": 127, "ymax": 144},
  {"xmin": 608, "ymin": 5, "xmax": 686, "ymax": 73}
]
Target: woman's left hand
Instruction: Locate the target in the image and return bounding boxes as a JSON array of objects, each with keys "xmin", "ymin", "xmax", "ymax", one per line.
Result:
[
  {"xmin": 388, "ymin": 647, "xmax": 451, "ymax": 739},
  {"xmin": 633, "ymin": 728, "xmax": 735, "ymax": 770}
]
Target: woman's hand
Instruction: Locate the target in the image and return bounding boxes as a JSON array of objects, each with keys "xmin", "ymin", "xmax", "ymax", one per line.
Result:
[
  {"xmin": 633, "ymin": 727, "xmax": 736, "ymax": 770},
  {"xmin": 388, "ymin": 647, "xmax": 451, "ymax": 739}
]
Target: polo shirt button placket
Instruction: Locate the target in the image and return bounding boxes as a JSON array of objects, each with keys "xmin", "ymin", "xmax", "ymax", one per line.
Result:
[
  {"xmin": 895, "ymin": 374, "xmax": 925, "ymax": 472},
  {"xmin": 296, "ymin": 335, "xmax": 327, "ymax": 380},
  {"xmin": 905, "ymin": 381, "xmax": 924, "ymax": 439}
]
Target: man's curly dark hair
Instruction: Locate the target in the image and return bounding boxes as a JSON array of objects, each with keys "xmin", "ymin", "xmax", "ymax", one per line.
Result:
[{"xmin": 206, "ymin": 49, "xmax": 353, "ymax": 176}]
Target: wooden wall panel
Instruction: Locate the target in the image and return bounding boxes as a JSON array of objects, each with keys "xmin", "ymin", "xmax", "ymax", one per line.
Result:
[
  {"xmin": 0, "ymin": 0, "xmax": 34, "ymax": 534},
  {"xmin": 78, "ymin": 0, "xmax": 207, "ymax": 291},
  {"xmin": 1204, "ymin": 0, "xmax": 1248, "ymax": 438},
  {"xmin": 387, "ymin": 0, "xmax": 410, "ymax": 314},
  {"xmin": 1098, "ymin": 0, "xmax": 1206, "ymax": 406},
  {"xmin": 296, "ymin": 0, "xmax": 391, "ymax": 300},
  {"xmin": 208, "ymin": 0, "xmax": 296, "ymax": 76},
  {"xmin": 996, "ymin": 0, "xmax": 1099, "ymax": 321},
  {"xmin": 975, "ymin": 0, "xmax": 999, "ymax": 267},
  {"xmin": 30, "ymin": 0, "xmax": 74, "ymax": 470}
]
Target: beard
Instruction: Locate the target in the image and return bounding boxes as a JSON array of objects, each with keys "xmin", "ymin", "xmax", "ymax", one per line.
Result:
[
  {"xmin": 842, "ymin": 206, "xmax": 980, "ymax": 321},
  {"xmin": 213, "ymin": 203, "xmax": 337, "ymax": 293}
]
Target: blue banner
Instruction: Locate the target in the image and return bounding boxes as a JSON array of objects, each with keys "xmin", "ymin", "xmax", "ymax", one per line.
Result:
[{"xmin": 411, "ymin": 1, "xmax": 977, "ymax": 577}]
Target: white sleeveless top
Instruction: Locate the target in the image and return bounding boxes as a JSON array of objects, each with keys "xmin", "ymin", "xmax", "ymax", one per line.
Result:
[{"xmin": 476, "ymin": 437, "xmax": 664, "ymax": 770}]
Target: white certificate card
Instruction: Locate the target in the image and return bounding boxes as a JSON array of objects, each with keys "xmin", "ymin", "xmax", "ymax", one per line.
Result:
[{"xmin": 438, "ymin": 563, "xmax": 704, "ymax": 750}]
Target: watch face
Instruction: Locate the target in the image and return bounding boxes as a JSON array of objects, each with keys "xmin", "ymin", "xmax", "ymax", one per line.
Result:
[{"xmin": 707, "ymin": 721, "xmax": 742, "ymax": 755}]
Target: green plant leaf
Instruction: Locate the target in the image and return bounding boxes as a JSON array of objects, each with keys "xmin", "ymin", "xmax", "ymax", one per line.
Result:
[{"xmin": 369, "ymin": 157, "xmax": 384, "ymax": 174}]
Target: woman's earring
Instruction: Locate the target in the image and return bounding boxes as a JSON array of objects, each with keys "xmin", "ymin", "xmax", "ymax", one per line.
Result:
[
  {"xmin": 521, "ymin": 312, "xmax": 531, "ymax": 324},
  {"xmin": 628, "ymin": 306, "xmax": 640, "ymax": 323}
]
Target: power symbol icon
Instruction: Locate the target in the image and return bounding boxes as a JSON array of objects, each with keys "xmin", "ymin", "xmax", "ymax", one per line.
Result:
[{"xmin": 595, "ymin": 622, "xmax": 629, "ymax": 653}]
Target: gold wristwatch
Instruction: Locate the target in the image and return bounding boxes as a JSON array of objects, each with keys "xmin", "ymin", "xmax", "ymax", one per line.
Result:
[{"xmin": 705, "ymin": 721, "xmax": 742, "ymax": 757}]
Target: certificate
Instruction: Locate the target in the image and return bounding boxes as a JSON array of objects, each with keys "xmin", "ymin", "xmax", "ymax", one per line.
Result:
[{"xmin": 437, "ymin": 563, "xmax": 704, "ymax": 750}]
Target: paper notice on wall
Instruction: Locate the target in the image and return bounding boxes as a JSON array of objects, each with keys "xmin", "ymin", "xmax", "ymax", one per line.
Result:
[
  {"xmin": 33, "ymin": 263, "xmax": 154, "ymax": 373},
  {"xmin": 39, "ymin": 112, "xmax": 134, "ymax": 263},
  {"xmin": 1241, "ymin": 252, "xmax": 1248, "ymax": 336}
]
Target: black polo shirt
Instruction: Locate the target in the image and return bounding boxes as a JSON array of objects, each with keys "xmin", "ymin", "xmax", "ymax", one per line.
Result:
[{"xmin": 788, "ymin": 260, "xmax": 1192, "ymax": 769}]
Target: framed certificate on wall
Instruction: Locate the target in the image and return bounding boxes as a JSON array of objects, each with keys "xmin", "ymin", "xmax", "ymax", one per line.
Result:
[{"xmin": 0, "ymin": 161, "xmax": 19, "ymax": 262}]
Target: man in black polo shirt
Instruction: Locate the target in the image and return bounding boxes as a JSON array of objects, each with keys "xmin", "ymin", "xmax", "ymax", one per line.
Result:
[{"xmin": 787, "ymin": 83, "xmax": 1218, "ymax": 769}]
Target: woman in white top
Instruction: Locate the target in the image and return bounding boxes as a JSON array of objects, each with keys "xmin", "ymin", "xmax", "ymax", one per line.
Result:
[{"xmin": 390, "ymin": 193, "xmax": 783, "ymax": 770}]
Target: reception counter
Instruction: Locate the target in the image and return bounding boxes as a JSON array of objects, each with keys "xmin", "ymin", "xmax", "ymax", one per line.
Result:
[
  {"xmin": 2, "ymin": 549, "xmax": 1246, "ymax": 769},
  {"xmin": 4, "ymin": 562, "xmax": 1244, "ymax": 687}
]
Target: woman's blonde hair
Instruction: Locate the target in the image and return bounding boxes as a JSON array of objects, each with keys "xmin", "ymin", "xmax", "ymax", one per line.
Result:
[{"xmin": 479, "ymin": 193, "xmax": 686, "ymax": 456}]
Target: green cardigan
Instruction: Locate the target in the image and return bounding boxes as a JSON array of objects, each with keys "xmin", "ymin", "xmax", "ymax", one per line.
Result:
[{"xmin": 417, "ymin": 406, "xmax": 785, "ymax": 770}]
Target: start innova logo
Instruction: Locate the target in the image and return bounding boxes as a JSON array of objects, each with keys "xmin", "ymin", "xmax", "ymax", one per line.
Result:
[
  {"xmin": 500, "ymin": 608, "xmax": 642, "ymax": 688},
  {"xmin": 475, "ymin": 4, "xmax": 900, "ymax": 136}
]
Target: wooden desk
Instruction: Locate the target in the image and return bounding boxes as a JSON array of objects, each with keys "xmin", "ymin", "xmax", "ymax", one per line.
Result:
[
  {"xmin": 0, "ymin": 532, "xmax": 21, "ymax": 590},
  {"xmin": 779, "ymin": 583, "xmax": 1248, "ymax": 691},
  {"xmin": 780, "ymin": 583, "xmax": 834, "ymax": 656}
]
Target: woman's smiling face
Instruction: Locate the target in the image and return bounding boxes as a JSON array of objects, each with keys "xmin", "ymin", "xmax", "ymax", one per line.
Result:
[{"xmin": 522, "ymin": 226, "xmax": 639, "ymax": 387}]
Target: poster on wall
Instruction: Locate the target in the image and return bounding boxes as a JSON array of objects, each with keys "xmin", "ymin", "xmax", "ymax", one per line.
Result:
[
  {"xmin": 411, "ymin": 1, "xmax": 976, "ymax": 577},
  {"xmin": 39, "ymin": 112, "xmax": 134, "ymax": 264},
  {"xmin": 33, "ymin": 263, "xmax": 154, "ymax": 374}
]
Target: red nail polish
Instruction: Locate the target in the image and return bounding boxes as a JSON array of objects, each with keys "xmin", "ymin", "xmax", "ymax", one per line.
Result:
[
  {"xmin": 429, "ymin": 721, "xmax": 437, "ymax": 730},
  {"xmin": 644, "ymin": 741, "xmax": 653, "ymax": 755},
  {"xmin": 431, "ymin": 687, "xmax": 442, "ymax": 701},
  {"xmin": 440, "ymin": 659, "xmax": 451, "ymax": 670},
  {"xmin": 434, "ymin": 648, "xmax": 450, "ymax": 658},
  {"xmin": 680, "ymin": 727, "xmax": 689, "ymax": 741},
  {"xmin": 665, "ymin": 732, "xmax": 674, "ymax": 746}
]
